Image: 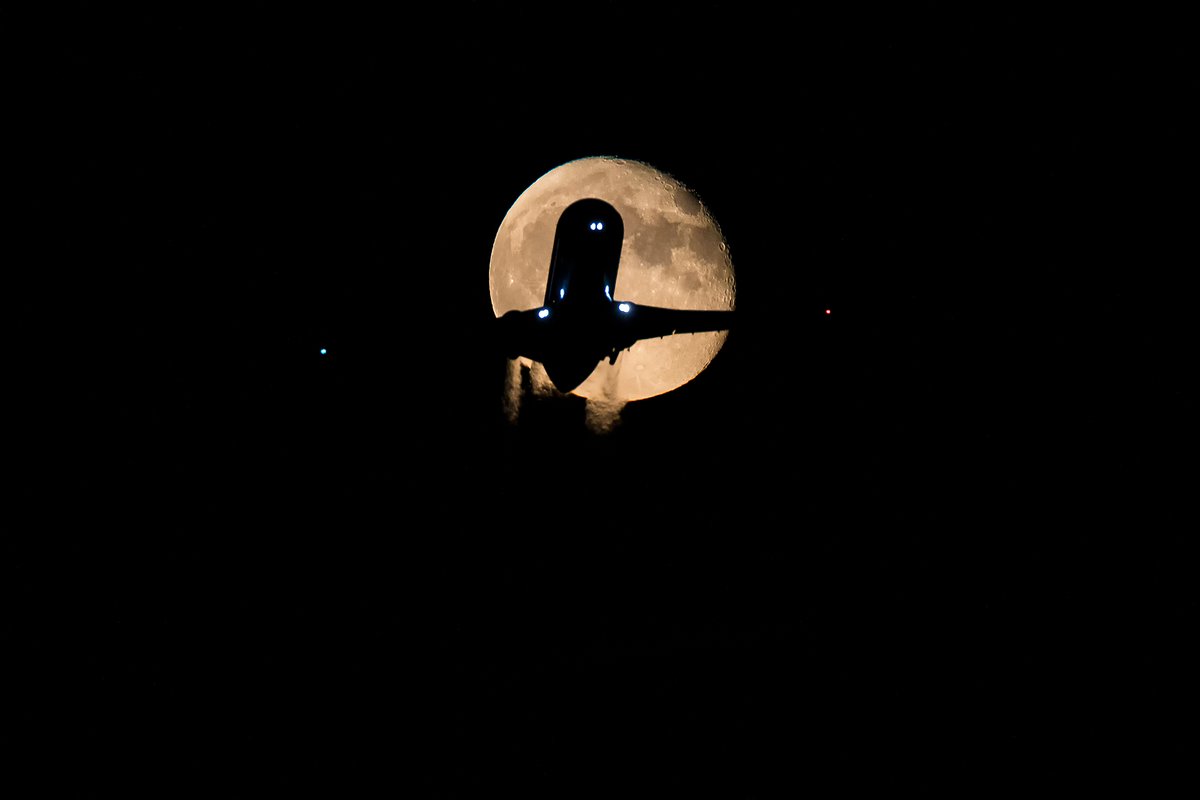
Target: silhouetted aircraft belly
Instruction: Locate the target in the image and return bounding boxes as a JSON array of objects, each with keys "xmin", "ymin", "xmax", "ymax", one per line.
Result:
[{"xmin": 496, "ymin": 198, "xmax": 734, "ymax": 393}]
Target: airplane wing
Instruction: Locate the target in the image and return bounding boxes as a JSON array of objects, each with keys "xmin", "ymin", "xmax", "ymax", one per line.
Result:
[
  {"xmin": 494, "ymin": 307, "xmax": 555, "ymax": 363},
  {"xmin": 493, "ymin": 303, "xmax": 735, "ymax": 371},
  {"xmin": 612, "ymin": 303, "xmax": 735, "ymax": 347}
]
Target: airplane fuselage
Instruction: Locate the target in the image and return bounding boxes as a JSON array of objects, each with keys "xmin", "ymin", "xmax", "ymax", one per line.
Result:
[{"xmin": 543, "ymin": 198, "xmax": 624, "ymax": 313}]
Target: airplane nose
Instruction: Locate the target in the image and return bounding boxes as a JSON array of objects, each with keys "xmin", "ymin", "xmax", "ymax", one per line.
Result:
[{"xmin": 542, "ymin": 355, "xmax": 596, "ymax": 395}]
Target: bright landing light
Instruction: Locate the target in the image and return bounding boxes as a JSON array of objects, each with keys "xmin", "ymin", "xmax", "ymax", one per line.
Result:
[
  {"xmin": 538, "ymin": 308, "xmax": 550, "ymax": 319},
  {"xmin": 618, "ymin": 302, "xmax": 631, "ymax": 313}
]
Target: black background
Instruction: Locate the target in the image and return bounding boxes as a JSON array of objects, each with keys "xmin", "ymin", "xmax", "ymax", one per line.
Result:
[{"xmin": 19, "ymin": 4, "xmax": 1190, "ymax": 796}]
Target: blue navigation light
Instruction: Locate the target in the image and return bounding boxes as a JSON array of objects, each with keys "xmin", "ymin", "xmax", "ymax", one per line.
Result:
[
  {"xmin": 618, "ymin": 302, "xmax": 631, "ymax": 313},
  {"xmin": 538, "ymin": 308, "xmax": 550, "ymax": 319}
]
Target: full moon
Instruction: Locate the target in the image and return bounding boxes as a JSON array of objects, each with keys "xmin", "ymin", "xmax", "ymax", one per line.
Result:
[{"xmin": 489, "ymin": 157, "xmax": 736, "ymax": 407}]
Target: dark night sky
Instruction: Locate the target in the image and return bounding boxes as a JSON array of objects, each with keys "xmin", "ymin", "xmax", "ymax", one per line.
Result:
[{"xmin": 19, "ymin": 5, "xmax": 1190, "ymax": 796}]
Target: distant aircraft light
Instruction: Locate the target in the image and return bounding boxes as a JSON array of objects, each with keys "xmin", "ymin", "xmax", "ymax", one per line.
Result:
[
  {"xmin": 319, "ymin": 348, "xmax": 327, "ymax": 355},
  {"xmin": 596, "ymin": 221, "xmax": 604, "ymax": 231},
  {"xmin": 538, "ymin": 308, "xmax": 550, "ymax": 319},
  {"xmin": 589, "ymin": 222, "xmax": 596, "ymax": 230},
  {"xmin": 825, "ymin": 308, "xmax": 832, "ymax": 315},
  {"xmin": 618, "ymin": 302, "xmax": 631, "ymax": 313}
]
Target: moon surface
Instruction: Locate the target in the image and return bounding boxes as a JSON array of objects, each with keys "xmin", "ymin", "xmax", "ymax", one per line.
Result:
[{"xmin": 489, "ymin": 157, "xmax": 736, "ymax": 404}]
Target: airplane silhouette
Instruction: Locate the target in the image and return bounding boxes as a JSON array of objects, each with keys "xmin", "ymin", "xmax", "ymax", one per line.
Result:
[{"xmin": 496, "ymin": 198, "xmax": 735, "ymax": 393}]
